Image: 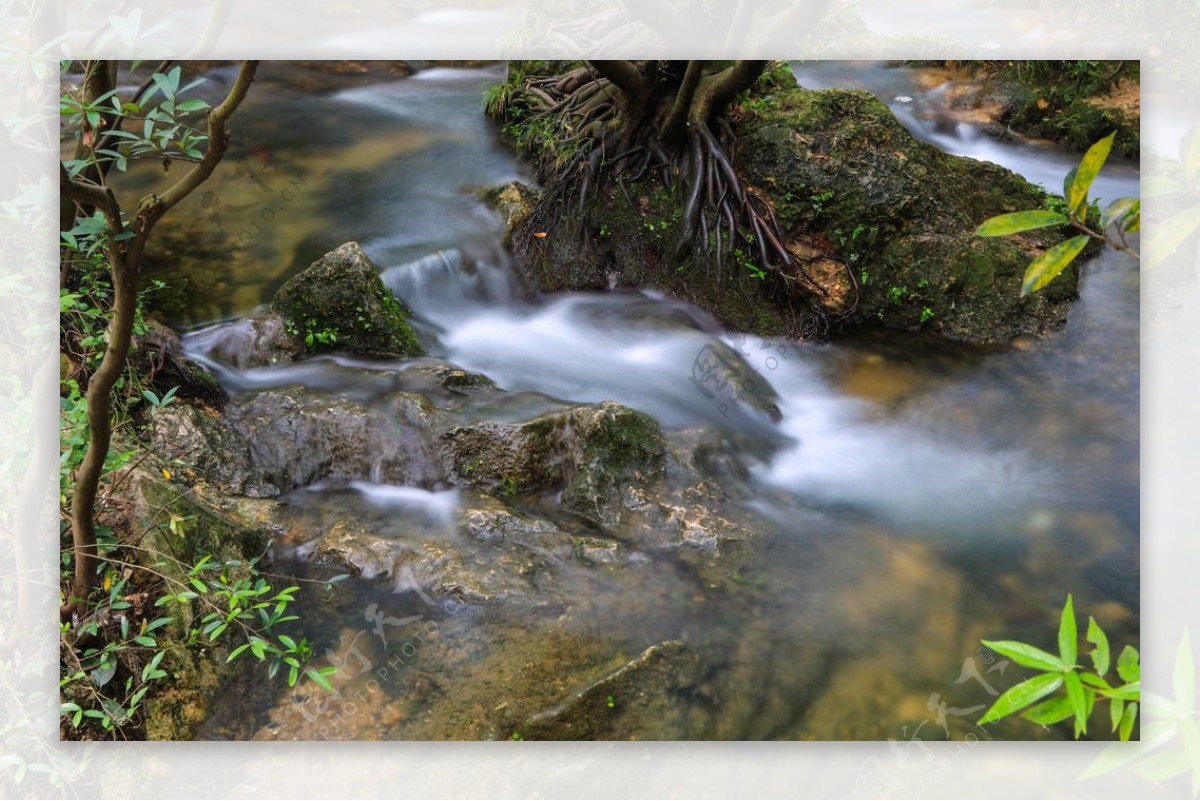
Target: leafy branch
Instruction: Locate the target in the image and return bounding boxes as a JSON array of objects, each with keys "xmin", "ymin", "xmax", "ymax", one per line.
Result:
[
  {"xmin": 978, "ymin": 594, "xmax": 1140, "ymax": 740},
  {"xmin": 976, "ymin": 132, "xmax": 1139, "ymax": 295}
]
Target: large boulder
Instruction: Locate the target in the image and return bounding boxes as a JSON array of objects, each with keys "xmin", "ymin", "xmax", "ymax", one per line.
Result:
[
  {"xmin": 736, "ymin": 86, "xmax": 1081, "ymax": 344},
  {"xmin": 272, "ymin": 241, "xmax": 424, "ymax": 358}
]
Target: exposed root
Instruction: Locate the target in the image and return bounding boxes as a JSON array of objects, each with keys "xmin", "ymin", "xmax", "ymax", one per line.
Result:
[{"xmin": 505, "ymin": 63, "xmax": 858, "ymax": 336}]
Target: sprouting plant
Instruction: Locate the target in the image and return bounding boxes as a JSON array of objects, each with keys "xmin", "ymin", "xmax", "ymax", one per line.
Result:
[
  {"xmin": 887, "ymin": 285, "xmax": 908, "ymax": 306},
  {"xmin": 978, "ymin": 594, "xmax": 1139, "ymax": 740},
  {"xmin": 920, "ymin": 307, "xmax": 935, "ymax": 324},
  {"xmin": 500, "ymin": 473, "xmax": 519, "ymax": 499}
]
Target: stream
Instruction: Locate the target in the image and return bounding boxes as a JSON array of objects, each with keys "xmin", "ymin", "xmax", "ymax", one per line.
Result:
[{"xmin": 155, "ymin": 62, "xmax": 1138, "ymax": 740}]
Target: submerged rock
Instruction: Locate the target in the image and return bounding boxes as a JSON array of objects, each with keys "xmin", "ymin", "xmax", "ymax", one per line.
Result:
[
  {"xmin": 519, "ymin": 640, "xmax": 703, "ymax": 740},
  {"xmin": 272, "ymin": 241, "xmax": 425, "ymax": 358}
]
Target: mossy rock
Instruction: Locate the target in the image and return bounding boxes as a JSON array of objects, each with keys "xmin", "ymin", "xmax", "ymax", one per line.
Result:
[
  {"xmin": 272, "ymin": 241, "xmax": 424, "ymax": 358},
  {"xmin": 443, "ymin": 401, "xmax": 666, "ymax": 529},
  {"xmin": 494, "ymin": 72, "xmax": 1085, "ymax": 346},
  {"xmin": 735, "ymin": 85, "xmax": 1081, "ymax": 344}
]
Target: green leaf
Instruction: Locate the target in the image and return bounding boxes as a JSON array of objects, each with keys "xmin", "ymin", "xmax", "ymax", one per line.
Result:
[
  {"xmin": 1117, "ymin": 645, "xmax": 1140, "ymax": 684},
  {"xmin": 1086, "ymin": 616, "xmax": 1110, "ymax": 676},
  {"xmin": 1059, "ymin": 594, "xmax": 1077, "ymax": 667},
  {"xmin": 976, "ymin": 210, "xmax": 1069, "ymax": 237},
  {"xmin": 1021, "ymin": 695, "xmax": 1074, "ymax": 726},
  {"xmin": 1080, "ymin": 672, "xmax": 1112, "ymax": 691},
  {"xmin": 288, "ymin": 665, "xmax": 299, "ymax": 687},
  {"xmin": 1145, "ymin": 204, "xmax": 1200, "ymax": 271},
  {"xmin": 1022, "ymin": 235, "xmax": 1090, "ymax": 296},
  {"xmin": 141, "ymin": 650, "xmax": 166, "ymax": 682},
  {"xmin": 1110, "ymin": 697, "xmax": 1125, "ymax": 733},
  {"xmin": 175, "ymin": 98, "xmax": 209, "ymax": 113},
  {"xmin": 1100, "ymin": 197, "xmax": 1139, "ymax": 231},
  {"xmin": 132, "ymin": 635, "xmax": 156, "ymax": 647},
  {"xmin": 1175, "ymin": 629, "xmax": 1195, "ymax": 715},
  {"xmin": 982, "ymin": 639, "xmax": 1066, "ymax": 672},
  {"xmin": 1063, "ymin": 167, "xmax": 1079, "ymax": 211},
  {"xmin": 226, "ymin": 643, "xmax": 251, "ymax": 663},
  {"xmin": 978, "ymin": 672, "xmax": 1064, "ymax": 725},
  {"xmin": 1068, "ymin": 132, "xmax": 1116, "ymax": 213},
  {"xmin": 305, "ymin": 668, "xmax": 334, "ymax": 692},
  {"xmin": 1119, "ymin": 701, "xmax": 1138, "ymax": 742},
  {"xmin": 278, "ymin": 634, "xmax": 297, "ymax": 652},
  {"xmin": 1107, "ymin": 681, "xmax": 1140, "ymax": 701},
  {"xmin": 1065, "ymin": 671, "xmax": 1086, "ymax": 736}
]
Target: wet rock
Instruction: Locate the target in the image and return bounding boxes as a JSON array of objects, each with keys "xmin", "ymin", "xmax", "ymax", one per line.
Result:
[
  {"xmin": 443, "ymin": 401, "xmax": 666, "ymax": 529},
  {"xmin": 311, "ymin": 516, "xmax": 545, "ymax": 605},
  {"xmin": 151, "ymin": 386, "xmax": 443, "ymax": 495},
  {"xmin": 572, "ymin": 537, "xmax": 626, "ymax": 566},
  {"xmin": 131, "ymin": 318, "xmax": 228, "ymax": 407},
  {"xmin": 149, "ymin": 404, "xmax": 277, "ymax": 497},
  {"xmin": 224, "ymin": 388, "xmax": 442, "ymax": 491},
  {"xmin": 272, "ymin": 241, "xmax": 424, "ymax": 358},
  {"xmin": 184, "ymin": 312, "xmax": 304, "ymax": 369},
  {"xmin": 478, "ymin": 181, "xmax": 539, "ymax": 246},
  {"xmin": 519, "ymin": 641, "xmax": 703, "ymax": 740}
]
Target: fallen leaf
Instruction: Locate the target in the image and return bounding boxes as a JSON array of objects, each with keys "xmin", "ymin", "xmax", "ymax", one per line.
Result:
[
  {"xmin": 533, "ymin": 231, "xmax": 548, "ymax": 238},
  {"xmin": 162, "ymin": 468, "xmax": 172, "ymax": 480}
]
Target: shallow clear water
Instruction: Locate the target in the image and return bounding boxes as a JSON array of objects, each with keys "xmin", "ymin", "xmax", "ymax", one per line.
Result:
[{"xmin": 173, "ymin": 62, "xmax": 1137, "ymax": 741}]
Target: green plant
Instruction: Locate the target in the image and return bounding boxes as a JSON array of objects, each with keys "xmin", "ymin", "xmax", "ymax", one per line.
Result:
[
  {"xmin": 59, "ymin": 542, "xmax": 341, "ymax": 736},
  {"xmin": 920, "ymin": 306, "xmax": 936, "ymax": 324},
  {"xmin": 978, "ymin": 594, "xmax": 1139, "ymax": 740},
  {"xmin": 500, "ymin": 473, "xmax": 519, "ymax": 499},
  {"xmin": 976, "ymin": 132, "xmax": 1139, "ymax": 294},
  {"xmin": 887, "ymin": 285, "xmax": 908, "ymax": 306}
]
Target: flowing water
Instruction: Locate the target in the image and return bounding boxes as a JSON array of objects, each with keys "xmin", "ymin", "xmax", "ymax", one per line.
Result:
[{"xmin": 158, "ymin": 62, "xmax": 1138, "ymax": 740}]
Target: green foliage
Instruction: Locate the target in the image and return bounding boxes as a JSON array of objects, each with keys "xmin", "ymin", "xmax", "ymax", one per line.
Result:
[
  {"xmin": 61, "ymin": 65, "xmax": 212, "ymax": 179},
  {"xmin": 978, "ymin": 594, "xmax": 1140, "ymax": 740},
  {"xmin": 286, "ymin": 316, "xmax": 339, "ymax": 351},
  {"xmin": 60, "ymin": 542, "xmax": 337, "ymax": 736},
  {"xmin": 976, "ymin": 132, "xmax": 1139, "ymax": 294}
]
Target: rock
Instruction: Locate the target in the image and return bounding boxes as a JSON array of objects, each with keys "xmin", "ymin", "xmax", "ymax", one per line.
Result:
[
  {"xmin": 310, "ymin": 509, "xmax": 555, "ymax": 605},
  {"xmin": 519, "ymin": 641, "xmax": 703, "ymax": 739},
  {"xmin": 151, "ymin": 385, "xmax": 443, "ymax": 495},
  {"xmin": 737, "ymin": 86, "xmax": 1080, "ymax": 344},
  {"xmin": 573, "ymin": 537, "xmax": 626, "ymax": 566},
  {"xmin": 224, "ymin": 389, "xmax": 442, "ymax": 492},
  {"xmin": 272, "ymin": 241, "xmax": 424, "ymax": 358},
  {"xmin": 149, "ymin": 403, "xmax": 277, "ymax": 497},
  {"xmin": 130, "ymin": 318, "xmax": 228, "ymax": 407},
  {"xmin": 478, "ymin": 181, "xmax": 539, "ymax": 246},
  {"xmin": 442, "ymin": 401, "xmax": 666, "ymax": 528},
  {"xmin": 493, "ymin": 74, "xmax": 1082, "ymax": 345},
  {"xmin": 183, "ymin": 312, "xmax": 304, "ymax": 369}
]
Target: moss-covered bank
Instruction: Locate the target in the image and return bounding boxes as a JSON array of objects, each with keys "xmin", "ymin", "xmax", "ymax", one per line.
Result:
[{"xmin": 489, "ymin": 62, "xmax": 1081, "ymax": 345}]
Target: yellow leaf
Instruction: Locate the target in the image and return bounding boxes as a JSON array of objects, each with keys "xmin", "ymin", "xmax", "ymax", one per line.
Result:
[
  {"xmin": 533, "ymin": 231, "xmax": 548, "ymax": 238},
  {"xmin": 103, "ymin": 574, "xmax": 112, "ymax": 591},
  {"xmin": 162, "ymin": 468, "xmax": 172, "ymax": 480}
]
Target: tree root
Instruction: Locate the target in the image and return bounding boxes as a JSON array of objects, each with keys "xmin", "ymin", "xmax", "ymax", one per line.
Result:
[{"xmin": 508, "ymin": 64, "xmax": 858, "ymax": 336}]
